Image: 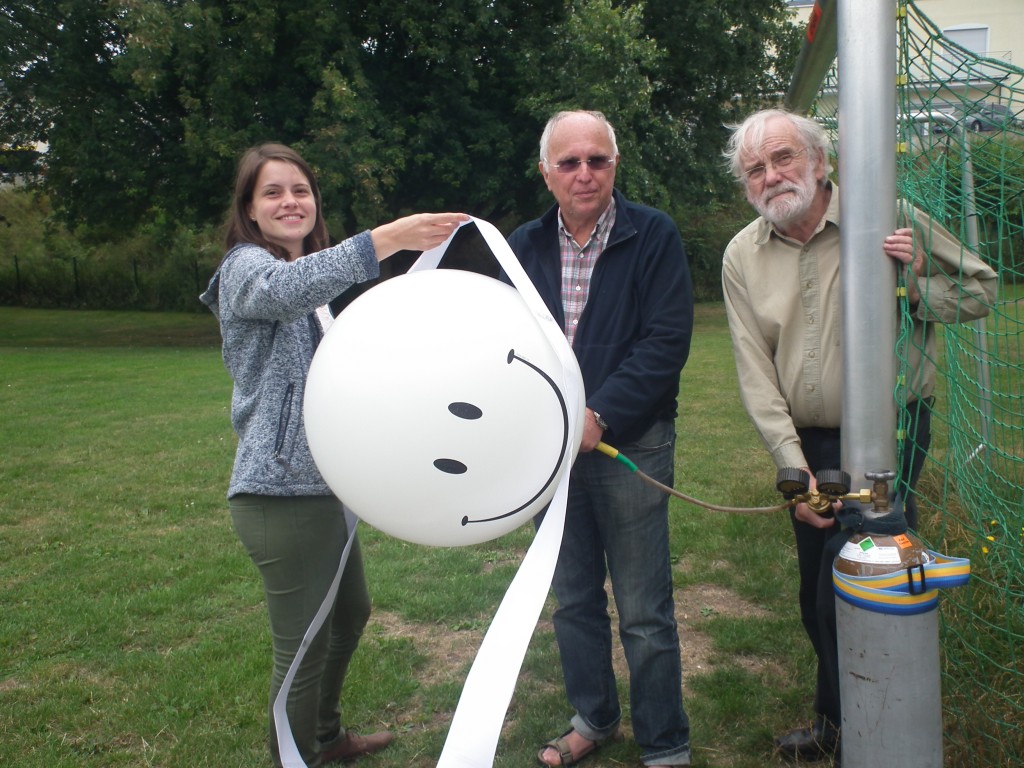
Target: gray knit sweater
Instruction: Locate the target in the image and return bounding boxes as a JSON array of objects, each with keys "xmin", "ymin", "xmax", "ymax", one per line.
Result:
[{"xmin": 199, "ymin": 234, "xmax": 380, "ymax": 497}]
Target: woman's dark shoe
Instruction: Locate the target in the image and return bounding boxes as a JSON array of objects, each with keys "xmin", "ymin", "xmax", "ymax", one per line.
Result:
[{"xmin": 774, "ymin": 717, "xmax": 839, "ymax": 762}]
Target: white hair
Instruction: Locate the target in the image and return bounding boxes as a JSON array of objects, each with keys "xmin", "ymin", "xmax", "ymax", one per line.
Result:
[
  {"xmin": 539, "ymin": 110, "xmax": 619, "ymax": 169},
  {"xmin": 723, "ymin": 109, "xmax": 833, "ymax": 180}
]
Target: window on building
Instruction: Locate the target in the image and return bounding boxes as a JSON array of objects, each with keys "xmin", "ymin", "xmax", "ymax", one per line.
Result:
[{"xmin": 944, "ymin": 25, "xmax": 989, "ymax": 57}]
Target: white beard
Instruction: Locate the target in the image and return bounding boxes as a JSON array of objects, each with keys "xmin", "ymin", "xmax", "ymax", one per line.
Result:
[{"xmin": 752, "ymin": 165, "xmax": 820, "ymax": 228}]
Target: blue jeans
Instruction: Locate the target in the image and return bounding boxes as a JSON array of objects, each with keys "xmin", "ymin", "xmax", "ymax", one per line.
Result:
[{"xmin": 546, "ymin": 419, "xmax": 691, "ymax": 765}]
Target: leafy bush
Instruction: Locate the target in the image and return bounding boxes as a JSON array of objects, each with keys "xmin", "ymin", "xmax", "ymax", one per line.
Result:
[{"xmin": 0, "ymin": 189, "xmax": 222, "ymax": 311}]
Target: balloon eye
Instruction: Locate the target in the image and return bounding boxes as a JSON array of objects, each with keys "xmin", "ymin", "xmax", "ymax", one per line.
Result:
[
  {"xmin": 434, "ymin": 458, "xmax": 468, "ymax": 475},
  {"xmin": 448, "ymin": 402, "xmax": 482, "ymax": 420},
  {"xmin": 434, "ymin": 404, "xmax": 480, "ymax": 475}
]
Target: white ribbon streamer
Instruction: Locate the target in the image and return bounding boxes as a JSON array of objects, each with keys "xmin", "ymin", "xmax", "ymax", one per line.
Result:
[
  {"xmin": 436, "ymin": 485, "xmax": 568, "ymax": 767},
  {"xmin": 420, "ymin": 219, "xmax": 580, "ymax": 768},
  {"xmin": 275, "ymin": 506, "xmax": 360, "ymax": 768},
  {"xmin": 281, "ymin": 217, "xmax": 579, "ymax": 768}
]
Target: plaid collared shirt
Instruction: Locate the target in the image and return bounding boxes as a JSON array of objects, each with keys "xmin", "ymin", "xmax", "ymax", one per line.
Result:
[{"xmin": 558, "ymin": 199, "xmax": 616, "ymax": 347}]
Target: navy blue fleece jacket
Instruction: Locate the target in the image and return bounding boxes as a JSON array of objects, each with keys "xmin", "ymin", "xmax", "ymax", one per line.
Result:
[{"xmin": 506, "ymin": 189, "xmax": 693, "ymax": 445}]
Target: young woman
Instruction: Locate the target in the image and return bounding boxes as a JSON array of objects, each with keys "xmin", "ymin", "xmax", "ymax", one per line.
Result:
[{"xmin": 201, "ymin": 143, "xmax": 465, "ymax": 766}]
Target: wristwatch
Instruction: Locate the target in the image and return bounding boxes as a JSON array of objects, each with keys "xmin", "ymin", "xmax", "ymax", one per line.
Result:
[{"xmin": 593, "ymin": 411, "xmax": 609, "ymax": 431}]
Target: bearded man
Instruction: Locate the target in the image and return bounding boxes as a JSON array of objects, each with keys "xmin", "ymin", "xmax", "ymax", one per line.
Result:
[{"xmin": 720, "ymin": 109, "xmax": 995, "ymax": 765}]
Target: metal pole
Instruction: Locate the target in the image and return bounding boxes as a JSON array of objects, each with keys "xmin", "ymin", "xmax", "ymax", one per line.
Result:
[
  {"xmin": 907, "ymin": 113, "xmax": 992, "ymax": 463},
  {"xmin": 837, "ymin": 0, "xmax": 898, "ymax": 498},
  {"xmin": 958, "ymin": 128, "xmax": 994, "ymax": 461},
  {"xmin": 836, "ymin": 7, "xmax": 944, "ymax": 768},
  {"xmin": 785, "ymin": 0, "xmax": 838, "ymax": 114}
]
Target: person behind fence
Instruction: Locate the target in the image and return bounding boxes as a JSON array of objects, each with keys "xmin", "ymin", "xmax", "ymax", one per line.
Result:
[
  {"xmin": 720, "ymin": 108, "xmax": 996, "ymax": 764},
  {"xmin": 506, "ymin": 110, "xmax": 694, "ymax": 767},
  {"xmin": 200, "ymin": 142, "xmax": 467, "ymax": 767}
]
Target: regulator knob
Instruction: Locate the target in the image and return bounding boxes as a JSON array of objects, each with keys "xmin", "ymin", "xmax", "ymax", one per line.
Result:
[
  {"xmin": 817, "ymin": 469, "xmax": 852, "ymax": 496},
  {"xmin": 776, "ymin": 467, "xmax": 811, "ymax": 497}
]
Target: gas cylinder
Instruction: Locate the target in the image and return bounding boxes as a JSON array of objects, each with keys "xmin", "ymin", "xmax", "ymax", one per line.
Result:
[{"xmin": 834, "ymin": 471, "xmax": 943, "ymax": 768}]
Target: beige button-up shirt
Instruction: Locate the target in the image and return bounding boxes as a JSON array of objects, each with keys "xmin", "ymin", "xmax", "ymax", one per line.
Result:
[{"xmin": 723, "ymin": 184, "xmax": 996, "ymax": 470}]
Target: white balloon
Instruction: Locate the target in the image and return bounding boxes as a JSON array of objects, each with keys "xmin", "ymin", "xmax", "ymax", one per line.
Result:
[{"xmin": 304, "ymin": 268, "xmax": 584, "ymax": 546}]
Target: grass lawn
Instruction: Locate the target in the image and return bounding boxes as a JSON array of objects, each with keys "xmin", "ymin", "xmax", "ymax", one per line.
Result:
[{"xmin": 0, "ymin": 305, "xmax": 819, "ymax": 768}]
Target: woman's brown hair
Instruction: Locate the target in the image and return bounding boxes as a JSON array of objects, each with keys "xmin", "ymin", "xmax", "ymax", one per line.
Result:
[{"xmin": 223, "ymin": 143, "xmax": 330, "ymax": 260}]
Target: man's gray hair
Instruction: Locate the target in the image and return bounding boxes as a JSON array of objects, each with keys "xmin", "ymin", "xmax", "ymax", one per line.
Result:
[
  {"xmin": 723, "ymin": 108, "xmax": 833, "ymax": 180},
  {"xmin": 539, "ymin": 110, "xmax": 619, "ymax": 170}
]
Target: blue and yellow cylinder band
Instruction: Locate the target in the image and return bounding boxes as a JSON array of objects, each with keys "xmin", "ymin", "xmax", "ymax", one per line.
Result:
[{"xmin": 832, "ymin": 553, "xmax": 970, "ymax": 616}]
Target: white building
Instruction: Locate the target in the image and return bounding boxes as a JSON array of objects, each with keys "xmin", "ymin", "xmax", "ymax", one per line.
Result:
[
  {"xmin": 789, "ymin": 0, "xmax": 1022, "ymax": 67},
  {"xmin": 787, "ymin": 0, "xmax": 1024, "ymax": 126}
]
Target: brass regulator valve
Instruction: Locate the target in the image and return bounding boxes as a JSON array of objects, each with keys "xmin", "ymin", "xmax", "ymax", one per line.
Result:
[{"xmin": 776, "ymin": 467, "xmax": 875, "ymax": 515}]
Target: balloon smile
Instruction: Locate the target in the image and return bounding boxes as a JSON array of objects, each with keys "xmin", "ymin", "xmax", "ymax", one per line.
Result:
[{"xmin": 457, "ymin": 349, "xmax": 570, "ymax": 527}]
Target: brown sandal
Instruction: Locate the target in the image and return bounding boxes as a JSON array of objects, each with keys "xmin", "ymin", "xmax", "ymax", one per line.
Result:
[{"xmin": 536, "ymin": 727, "xmax": 619, "ymax": 767}]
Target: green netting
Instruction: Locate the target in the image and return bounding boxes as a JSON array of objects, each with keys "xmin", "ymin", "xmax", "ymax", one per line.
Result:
[{"xmin": 807, "ymin": 2, "xmax": 1023, "ymax": 765}]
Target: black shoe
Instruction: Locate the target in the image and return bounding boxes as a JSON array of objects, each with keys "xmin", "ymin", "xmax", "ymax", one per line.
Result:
[{"xmin": 774, "ymin": 717, "xmax": 839, "ymax": 762}]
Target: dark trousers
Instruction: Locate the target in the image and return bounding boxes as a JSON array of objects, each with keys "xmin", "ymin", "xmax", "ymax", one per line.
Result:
[
  {"xmin": 229, "ymin": 494, "xmax": 371, "ymax": 768},
  {"xmin": 792, "ymin": 398, "xmax": 932, "ymax": 726}
]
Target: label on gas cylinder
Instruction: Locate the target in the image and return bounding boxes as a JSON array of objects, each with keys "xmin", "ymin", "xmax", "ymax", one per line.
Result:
[{"xmin": 838, "ymin": 537, "xmax": 902, "ymax": 565}]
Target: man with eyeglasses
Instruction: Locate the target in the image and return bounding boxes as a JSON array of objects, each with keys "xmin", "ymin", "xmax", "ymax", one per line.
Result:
[
  {"xmin": 721, "ymin": 108, "xmax": 995, "ymax": 765},
  {"xmin": 506, "ymin": 110, "xmax": 694, "ymax": 767}
]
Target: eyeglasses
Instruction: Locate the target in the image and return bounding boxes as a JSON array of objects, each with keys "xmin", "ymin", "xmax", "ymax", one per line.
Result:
[
  {"xmin": 550, "ymin": 155, "xmax": 616, "ymax": 174},
  {"xmin": 742, "ymin": 148, "xmax": 809, "ymax": 183}
]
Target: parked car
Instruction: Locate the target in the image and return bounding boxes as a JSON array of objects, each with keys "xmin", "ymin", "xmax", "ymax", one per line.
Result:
[
  {"xmin": 900, "ymin": 106, "xmax": 958, "ymax": 139},
  {"xmin": 921, "ymin": 102, "xmax": 1019, "ymax": 135},
  {"xmin": 958, "ymin": 102, "xmax": 1017, "ymax": 132}
]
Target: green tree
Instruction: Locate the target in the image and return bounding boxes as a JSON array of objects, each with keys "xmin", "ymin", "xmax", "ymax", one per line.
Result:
[
  {"xmin": 1, "ymin": 0, "xmax": 801, "ymax": 250},
  {"xmin": 334, "ymin": 0, "xmax": 568, "ymax": 229},
  {"xmin": 515, "ymin": 0, "xmax": 668, "ymax": 211},
  {"xmin": 1, "ymin": 1, "xmax": 151, "ymax": 237},
  {"xmin": 629, "ymin": 0, "xmax": 804, "ymax": 295},
  {"xmin": 637, "ymin": 0, "xmax": 804, "ymax": 207}
]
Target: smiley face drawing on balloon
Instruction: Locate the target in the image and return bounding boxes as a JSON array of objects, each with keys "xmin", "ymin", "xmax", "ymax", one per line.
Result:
[
  {"xmin": 434, "ymin": 346, "xmax": 572, "ymax": 529},
  {"xmin": 304, "ymin": 268, "xmax": 585, "ymax": 547}
]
